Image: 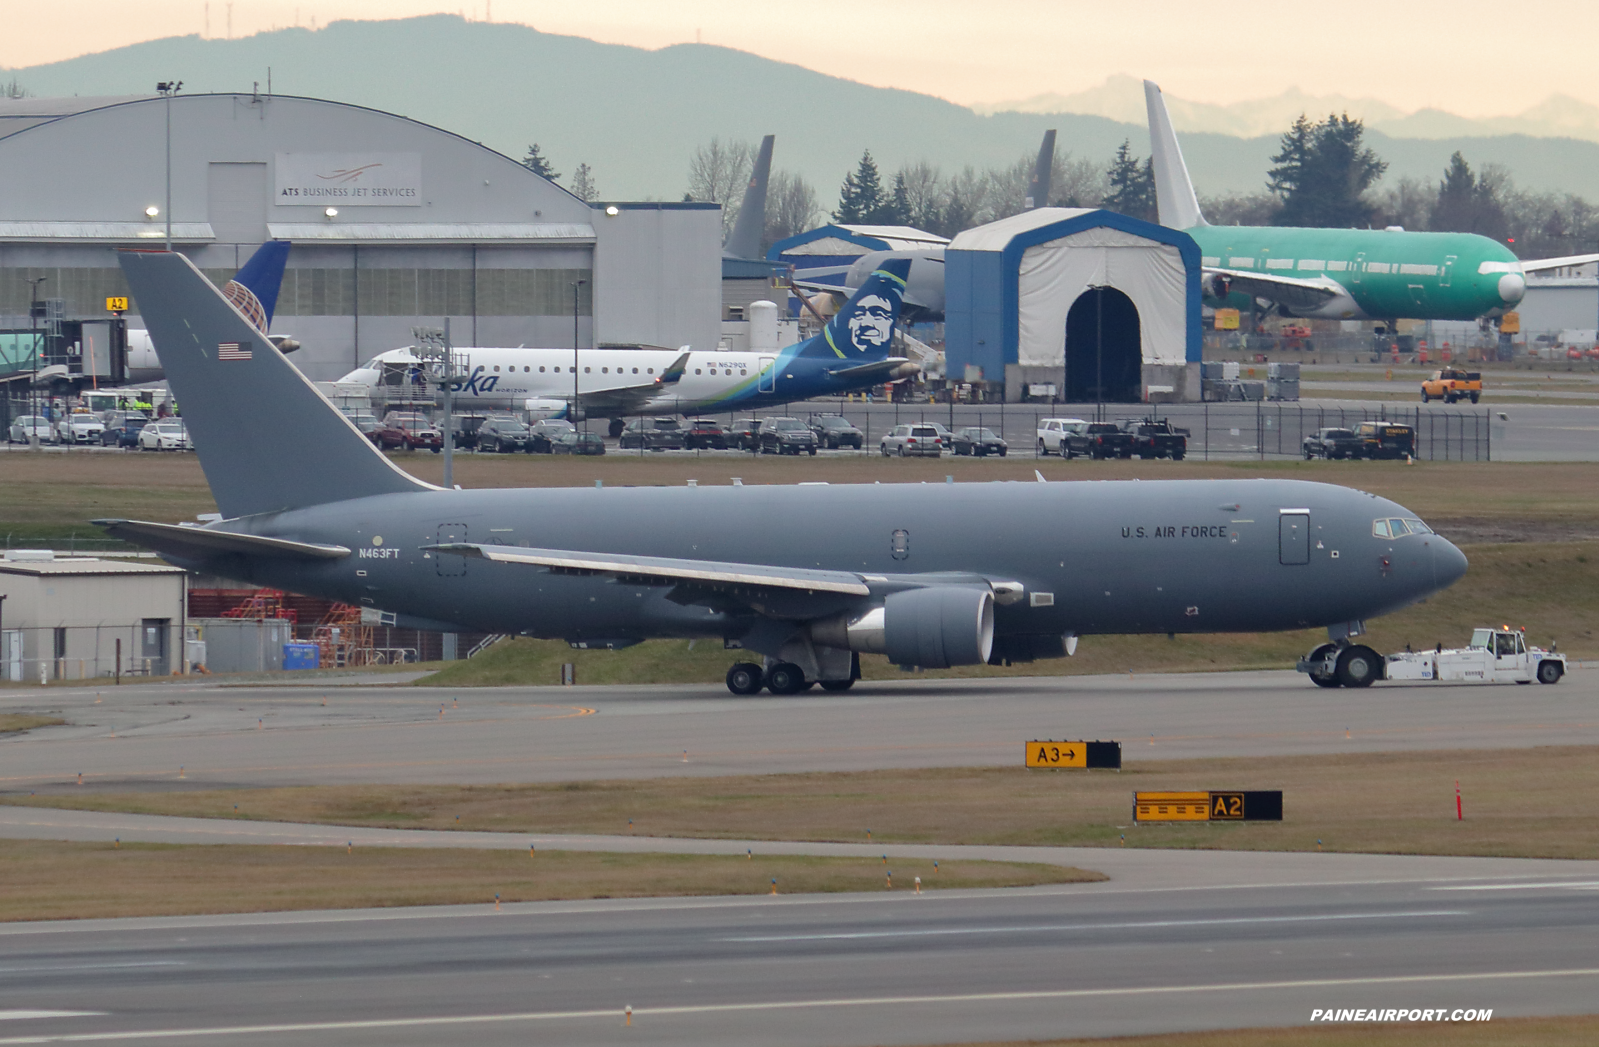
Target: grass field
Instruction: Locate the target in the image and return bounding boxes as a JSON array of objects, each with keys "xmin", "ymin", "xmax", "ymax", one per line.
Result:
[
  {"xmin": 0, "ymin": 715, "xmax": 65, "ymax": 734},
  {"xmin": 0, "ymin": 841, "xmax": 1093, "ymax": 922},
  {"xmin": 950, "ymin": 1016, "xmax": 1599, "ymax": 1047},
  {"xmin": 15, "ymin": 746, "xmax": 1599, "ymax": 860}
]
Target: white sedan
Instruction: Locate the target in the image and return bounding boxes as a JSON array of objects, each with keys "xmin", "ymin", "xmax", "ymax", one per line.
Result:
[
  {"xmin": 60, "ymin": 413, "xmax": 105, "ymax": 444},
  {"xmin": 138, "ymin": 420, "xmax": 191, "ymax": 451},
  {"xmin": 6, "ymin": 415, "xmax": 57, "ymax": 444}
]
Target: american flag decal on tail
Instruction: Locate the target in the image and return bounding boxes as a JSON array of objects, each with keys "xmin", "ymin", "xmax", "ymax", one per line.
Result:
[{"xmin": 217, "ymin": 341, "xmax": 253, "ymax": 360}]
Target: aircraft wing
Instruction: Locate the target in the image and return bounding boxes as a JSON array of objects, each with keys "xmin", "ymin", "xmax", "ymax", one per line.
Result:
[
  {"xmin": 1206, "ymin": 267, "xmax": 1345, "ymax": 312},
  {"xmin": 570, "ymin": 351, "xmax": 690, "ymax": 415},
  {"xmin": 92, "ymin": 519, "xmax": 351, "ymax": 561},
  {"xmin": 1519, "ymin": 253, "xmax": 1599, "ymax": 273}
]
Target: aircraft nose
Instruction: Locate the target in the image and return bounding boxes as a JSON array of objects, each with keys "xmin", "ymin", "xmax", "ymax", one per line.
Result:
[
  {"xmin": 1497, "ymin": 272, "xmax": 1526, "ymax": 304},
  {"xmin": 1433, "ymin": 537, "xmax": 1468, "ymax": 590}
]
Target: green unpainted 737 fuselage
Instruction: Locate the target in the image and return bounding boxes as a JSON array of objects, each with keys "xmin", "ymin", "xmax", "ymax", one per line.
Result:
[{"xmin": 1188, "ymin": 225, "xmax": 1526, "ymax": 321}]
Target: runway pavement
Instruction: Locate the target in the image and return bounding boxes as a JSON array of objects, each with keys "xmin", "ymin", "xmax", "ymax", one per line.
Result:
[
  {"xmin": 3, "ymin": 865, "xmax": 1598, "ymax": 1046},
  {"xmin": 3, "ymin": 670, "xmax": 1596, "ymax": 791}
]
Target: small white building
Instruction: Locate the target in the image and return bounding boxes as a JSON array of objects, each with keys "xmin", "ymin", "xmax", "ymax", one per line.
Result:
[{"xmin": 0, "ymin": 552, "xmax": 186, "ymax": 682}]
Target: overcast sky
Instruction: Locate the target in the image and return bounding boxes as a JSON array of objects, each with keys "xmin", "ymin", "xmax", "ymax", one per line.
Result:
[{"xmin": 7, "ymin": 0, "xmax": 1595, "ymax": 116}]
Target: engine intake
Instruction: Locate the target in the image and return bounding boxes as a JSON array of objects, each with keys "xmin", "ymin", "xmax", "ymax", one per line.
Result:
[{"xmin": 813, "ymin": 587, "xmax": 994, "ymax": 669}]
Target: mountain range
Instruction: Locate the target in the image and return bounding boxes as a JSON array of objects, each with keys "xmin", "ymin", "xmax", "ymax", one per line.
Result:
[{"xmin": 8, "ymin": 18, "xmax": 1599, "ymax": 204}]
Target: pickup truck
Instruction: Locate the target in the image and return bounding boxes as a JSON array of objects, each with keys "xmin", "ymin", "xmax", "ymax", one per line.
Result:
[
  {"xmin": 1352, "ymin": 421, "xmax": 1415, "ymax": 460},
  {"xmin": 1124, "ymin": 418, "xmax": 1189, "ymax": 460},
  {"xmin": 1384, "ymin": 627, "xmax": 1565, "ymax": 685},
  {"xmin": 1420, "ymin": 368, "xmax": 1482, "ymax": 404},
  {"xmin": 1302, "ymin": 427, "xmax": 1361, "ymax": 460},
  {"xmin": 1064, "ymin": 422, "xmax": 1135, "ymax": 460}
]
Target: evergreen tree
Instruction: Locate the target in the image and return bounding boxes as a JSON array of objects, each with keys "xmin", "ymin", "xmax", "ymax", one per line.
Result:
[
  {"xmin": 1268, "ymin": 114, "xmax": 1387, "ymax": 227},
  {"xmin": 1102, "ymin": 140, "xmax": 1156, "ymax": 222},
  {"xmin": 521, "ymin": 143, "xmax": 559, "ymax": 181},
  {"xmin": 1431, "ymin": 151, "xmax": 1507, "ymax": 239},
  {"xmin": 835, "ymin": 150, "xmax": 886, "ymax": 223},
  {"xmin": 570, "ymin": 163, "xmax": 596, "ymax": 202},
  {"xmin": 885, "ymin": 173, "xmax": 912, "ymax": 225}
]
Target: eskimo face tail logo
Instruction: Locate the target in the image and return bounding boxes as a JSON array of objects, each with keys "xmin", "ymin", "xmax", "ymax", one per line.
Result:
[
  {"xmin": 847, "ymin": 294, "xmax": 895, "ymax": 352},
  {"xmin": 223, "ymin": 280, "xmax": 268, "ymax": 332}
]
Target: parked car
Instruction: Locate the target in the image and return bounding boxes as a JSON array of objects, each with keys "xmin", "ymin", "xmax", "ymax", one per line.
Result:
[
  {"xmin": 683, "ymin": 418, "xmax": 729, "ymax": 450},
  {"xmin": 100, "ymin": 411, "xmax": 149, "ymax": 448},
  {"xmin": 1352, "ymin": 421, "xmax": 1416, "ymax": 460},
  {"xmin": 1063, "ymin": 422, "xmax": 1134, "ymax": 459},
  {"xmin": 372, "ymin": 411, "xmax": 442, "ymax": 452},
  {"xmin": 619, "ymin": 416, "xmax": 685, "ymax": 451},
  {"xmin": 1036, "ymin": 417, "xmax": 1088, "ymax": 456},
  {"xmin": 728, "ymin": 418, "xmax": 762, "ymax": 450},
  {"xmin": 1124, "ymin": 418, "xmax": 1189, "ymax": 460},
  {"xmin": 342, "ymin": 412, "xmax": 381, "ymax": 438},
  {"xmin": 949, "ymin": 426, "xmax": 1008, "ymax": 456},
  {"xmin": 551, "ymin": 429, "xmax": 606, "ymax": 455},
  {"xmin": 528, "ymin": 418, "xmax": 576, "ymax": 453},
  {"xmin": 757, "ymin": 416, "xmax": 819, "ymax": 455},
  {"xmin": 879, "ymin": 423, "xmax": 943, "ymax": 457},
  {"xmin": 137, "ymin": 419, "xmax": 191, "ymax": 451},
  {"xmin": 807, "ymin": 414, "xmax": 864, "ymax": 449},
  {"xmin": 60, "ymin": 412, "xmax": 105, "ymax": 444},
  {"xmin": 7, "ymin": 415, "xmax": 57, "ymax": 445},
  {"xmin": 1302, "ymin": 427, "xmax": 1361, "ymax": 460},
  {"xmin": 477, "ymin": 416, "xmax": 532, "ymax": 453},
  {"xmin": 449, "ymin": 414, "xmax": 490, "ymax": 450}
]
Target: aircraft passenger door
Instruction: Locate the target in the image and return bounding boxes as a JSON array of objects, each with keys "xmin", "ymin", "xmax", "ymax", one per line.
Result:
[
  {"xmin": 1352, "ymin": 252, "xmax": 1366, "ymax": 285},
  {"xmin": 1440, "ymin": 255, "xmax": 1457, "ymax": 288},
  {"xmin": 757, "ymin": 356, "xmax": 776, "ymax": 393},
  {"xmin": 1278, "ymin": 510, "xmax": 1310, "ymax": 565},
  {"xmin": 436, "ymin": 523, "xmax": 468, "ymax": 577}
]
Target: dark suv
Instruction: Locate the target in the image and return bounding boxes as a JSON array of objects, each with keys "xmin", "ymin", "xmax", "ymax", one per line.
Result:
[
  {"xmin": 683, "ymin": 418, "xmax": 729, "ymax": 450},
  {"xmin": 807, "ymin": 415, "xmax": 864, "ymax": 449},
  {"xmin": 477, "ymin": 416, "xmax": 532, "ymax": 453},
  {"xmin": 528, "ymin": 418, "xmax": 576, "ymax": 453},
  {"xmin": 1064, "ymin": 422, "xmax": 1134, "ymax": 460},
  {"xmin": 758, "ymin": 417, "xmax": 819, "ymax": 455},
  {"xmin": 728, "ymin": 418, "xmax": 762, "ymax": 451},
  {"xmin": 619, "ymin": 416, "xmax": 685, "ymax": 451}
]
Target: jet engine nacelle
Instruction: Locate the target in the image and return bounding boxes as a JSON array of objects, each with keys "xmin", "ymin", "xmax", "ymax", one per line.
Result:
[
  {"xmin": 813, "ymin": 587, "xmax": 994, "ymax": 669},
  {"xmin": 1201, "ymin": 273, "xmax": 1233, "ymax": 299},
  {"xmin": 525, "ymin": 398, "xmax": 576, "ymax": 421}
]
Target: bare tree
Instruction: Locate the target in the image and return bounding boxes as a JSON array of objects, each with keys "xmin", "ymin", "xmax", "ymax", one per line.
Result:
[
  {"xmin": 764, "ymin": 171, "xmax": 820, "ymax": 254},
  {"xmin": 687, "ymin": 138, "xmax": 754, "ymax": 239},
  {"xmin": 1374, "ymin": 176, "xmax": 1432, "ymax": 231},
  {"xmin": 1053, "ymin": 155, "xmax": 1105, "ymax": 208},
  {"xmin": 939, "ymin": 166, "xmax": 989, "ymax": 237},
  {"xmin": 569, "ymin": 163, "xmax": 597, "ymax": 203},
  {"xmin": 1198, "ymin": 191, "xmax": 1281, "ymax": 227},
  {"xmin": 894, "ymin": 161, "xmax": 945, "ymax": 233}
]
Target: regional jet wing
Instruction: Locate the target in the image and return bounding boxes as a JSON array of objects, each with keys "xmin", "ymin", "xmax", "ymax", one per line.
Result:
[
  {"xmin": 1519, "ymin": 253, "xmax": 1599, "ymax": 273},
  {"xmin": 569, "ymin": 351, "xmax": 690, "ymax": 415},
  {"xmin": 426, "ymin": 543, "xmax": 870, "ymax": 596},
  {"xmin": 1206, "ymin": 267, "xmax": 1345, "ymax": 312},
  {"xmin": 93, "ymin": 519, "xmax": 351, "ymax": 560}
]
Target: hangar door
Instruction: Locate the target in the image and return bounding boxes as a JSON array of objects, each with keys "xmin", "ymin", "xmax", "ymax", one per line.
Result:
[
  {"xmin": 1064, "ymin": 287, "xmax": 1141, "ymax": 403},
  {"xmin": 1015, "ymin": 226, "xmax": 1188, "ymax": 377}
]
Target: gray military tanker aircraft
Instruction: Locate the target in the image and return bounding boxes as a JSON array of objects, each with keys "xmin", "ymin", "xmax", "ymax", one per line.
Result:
[{"xmin": 100, "ymin": 250, "xmax": 1467, "ymax": 693}]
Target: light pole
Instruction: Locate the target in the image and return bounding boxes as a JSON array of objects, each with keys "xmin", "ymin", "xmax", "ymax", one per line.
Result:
[
  {"xmin": 156, "ymin": 81, "xmax": 183, "ymax": 251},
  {"xmin": 28, "ymin": 276, "xmax": 47, "ymax": 438},
  {"xmin": 572, "ymin": 278, "xmax": 586, "ymax": 430},
  {"xmin": 412, "ymin": 324, "xmax": 455, "ymax": 488}
]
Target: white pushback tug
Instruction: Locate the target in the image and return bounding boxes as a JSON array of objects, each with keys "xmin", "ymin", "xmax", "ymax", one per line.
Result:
[{"xmin": 1369, "ymin": 626, "xmax": 1565, "ymax": 685}]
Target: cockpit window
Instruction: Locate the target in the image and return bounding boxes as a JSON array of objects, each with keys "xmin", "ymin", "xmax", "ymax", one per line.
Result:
[{"xmin": 1374, "ymin": 517, "xmax": 1432, "ymax": 538}]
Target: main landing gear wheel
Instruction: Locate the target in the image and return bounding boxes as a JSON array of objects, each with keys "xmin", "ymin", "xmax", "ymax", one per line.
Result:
[
  {"xmin": 725, "ymin": 662, "xmax": 764, "ymax": 695},
  {"xmin": 764, "ymin": 662, "xmax": 806, "ymax": 695},
  {"xmin": 1306, "ymin": 642, "xmax": 1340, "ymax": 687},
  {"xmin": 1335, "ymin": 644, "xmax": 1382, "ymax": 688}
]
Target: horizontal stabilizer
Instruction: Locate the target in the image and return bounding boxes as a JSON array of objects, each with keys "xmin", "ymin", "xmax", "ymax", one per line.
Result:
[
  {"xmin": 828, "ymin": 356, "xmax": 916, "ymax": 381},
  {"xmin": 93, "ymin": 519, "xmax": 351, "ymax": 561},
  {"xmin": 426, "ymin": 543, "xmax": 870, "ymax": 596}
]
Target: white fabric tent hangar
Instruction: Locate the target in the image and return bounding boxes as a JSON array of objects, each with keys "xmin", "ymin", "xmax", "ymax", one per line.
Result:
[{"xmin": 945, "ymin": 208, "xmax": 1203, "ymax": 403}]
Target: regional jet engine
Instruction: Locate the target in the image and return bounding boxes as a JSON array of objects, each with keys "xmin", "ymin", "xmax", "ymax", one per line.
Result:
[{"xmin": 812, "ymin": 587, "xmax": 995, "ymax": 669}]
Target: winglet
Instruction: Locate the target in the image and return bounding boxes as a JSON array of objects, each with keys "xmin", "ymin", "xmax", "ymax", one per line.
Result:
[
  {"xmin": 657, "ymin": 351, "xmax": 691, "ymax": 385},
  {"xmin": 1143, "ymin": 80, "xmax": 1207, "ymax": 229}
]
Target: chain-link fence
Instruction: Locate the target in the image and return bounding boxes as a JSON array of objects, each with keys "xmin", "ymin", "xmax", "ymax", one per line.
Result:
[{"xmin": 2, "ymin": 623, "xmax": 178, "ymax": 684}]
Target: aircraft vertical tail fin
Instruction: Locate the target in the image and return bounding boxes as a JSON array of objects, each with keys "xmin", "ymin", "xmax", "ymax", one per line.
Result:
[
  {"xmin": 1143, "ymin": 80, "xmax": 1207, "ymax": 229},
  {"xmin": 119, "ymin": 250, "xmax": 432, "ymax": 519},
  {"xmin": 1026, "ymin": 129, "xmax": 1056, "ymax": 209},
  {"xmin": 722, "ymin": 134, "xmax": 774, "ymax": 260},
  {"xmin": 796, "ymin": 257, "xmax": 911, "ymax": 362},
  {"xmin": 225, "ymin": 240, "xmax": 291, "ymax": 331}
]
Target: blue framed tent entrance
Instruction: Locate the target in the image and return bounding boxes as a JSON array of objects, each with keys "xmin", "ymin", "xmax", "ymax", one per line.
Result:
[{"xmin": 1065, "ymin": 285, "xmax": 1142, "ymax": 405}]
